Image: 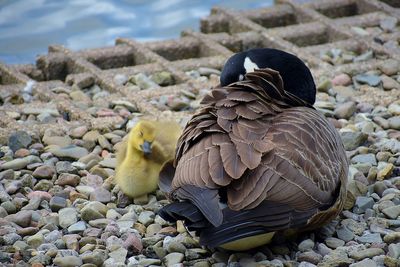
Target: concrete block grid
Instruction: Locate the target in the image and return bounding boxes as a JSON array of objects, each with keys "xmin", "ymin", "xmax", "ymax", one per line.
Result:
[{"xmin": 0, "ymin": 0, "xmax": 399, "ymax": 141}]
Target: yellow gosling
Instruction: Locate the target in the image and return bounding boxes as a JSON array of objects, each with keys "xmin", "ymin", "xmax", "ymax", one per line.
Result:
[{"xmin": 115, "ymin": 120, "xmax": 181, "ymax": 198}]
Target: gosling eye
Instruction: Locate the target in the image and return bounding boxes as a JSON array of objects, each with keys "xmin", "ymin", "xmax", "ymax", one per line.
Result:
[{"xmin": 139, "ymin": 131, "xmax": 143, "ymax": 137}]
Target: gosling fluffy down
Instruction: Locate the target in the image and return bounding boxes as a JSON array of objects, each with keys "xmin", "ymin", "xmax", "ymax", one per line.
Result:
[
  {"xmin": 115, "ymin": 120, "xmax": 181, "ymax": 198},
  {"xmin": 158, "ymin": 48, "xmax": 348, "ymax": 250}
]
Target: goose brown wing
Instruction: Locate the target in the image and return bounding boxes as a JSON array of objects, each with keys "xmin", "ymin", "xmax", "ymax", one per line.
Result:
[
  {"xmin": 171, "ymin": 69, "xmax": 299, "ymax": 191},
  {"xmin": 227, "ymin": 107, "xmax": 348, "ymax": 216}
]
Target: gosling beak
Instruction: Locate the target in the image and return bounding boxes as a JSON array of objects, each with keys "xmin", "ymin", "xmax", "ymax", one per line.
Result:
[{"xmin": 141, "ymin": 141, "xmax": 152, "ymax": 155}]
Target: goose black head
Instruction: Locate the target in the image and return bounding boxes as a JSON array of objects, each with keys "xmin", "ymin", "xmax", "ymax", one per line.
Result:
[{"xmin": 220, "ymin": 48, "xmax": 316, "ymax": 105}]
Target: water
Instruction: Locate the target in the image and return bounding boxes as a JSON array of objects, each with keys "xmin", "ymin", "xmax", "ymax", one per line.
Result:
[{"xmin": 0, "ymin": 0, "xmax": 273, "ymax": 64}]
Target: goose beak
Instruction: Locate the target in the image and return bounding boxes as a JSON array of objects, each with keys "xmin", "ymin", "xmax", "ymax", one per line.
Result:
[{"xmin": 141, "ymin": 141, "xmax": 152, "ymax": 155}]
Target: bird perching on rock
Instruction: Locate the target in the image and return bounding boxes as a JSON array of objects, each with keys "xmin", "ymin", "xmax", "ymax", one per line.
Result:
[
  {"xmin": 158, "ymin": 48, "xmax": 349, "ymax": 251},
  {"xmin": 115, "ymin": 120, "xmax": 181, "ymax": 200}
]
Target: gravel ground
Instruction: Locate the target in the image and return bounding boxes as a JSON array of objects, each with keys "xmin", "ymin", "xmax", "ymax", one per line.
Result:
[{"xmin": 0, "ymin": 64, "xmax": 400, "ymax": 267}]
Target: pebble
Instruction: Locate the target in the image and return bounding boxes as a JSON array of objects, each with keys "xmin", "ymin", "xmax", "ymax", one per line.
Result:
[
  {"xmin": 59, "ymin": 208, "xmax": 78, "ymax": 229},
  {"xmin": 334, "ymin": 101, "xmax": 356, "ymax": 119},
  {"xmin": 297, "ymin": 251, "xmax": 322, "ymax": 265},
  {"xmin": 32, "ymin": 165, "xmax": 55, "ymax": 179},
  {"xmin": 151, "ymin": 71, "xmax": 175, "ymax": 86},
  {"xmin": 53, "ymin": 256, "xmax": 83, "ymax": 267},
  {"xmin": 388, "ymin": 116, "xmax": 400, "ymax": 130},
  {"xmin": 298, "ymin": 239, "xmax": 315, "ymax": 252},
  {"xmin": 49, "ymin": 196, "xmax": 67, "ymax": 211},
  {"xmin": 349, "ymin": 248, "xmax": 384, "ymax": 260},
  {"xmin": 351, "ymin": 154, "xmax": 377, "ymax": 166},
  {"xmin": 379, "ymin": 59, "xmax": 399, "ymax": 76},
  {"xmin": 0, "ymin": 155, "xmax": 41, "ymax": 170},
  {"xmin": 354, "ymin": 74, "xmax": 382, "ymax": 87},
  {"xmin": 325, "ymin": 237, "xmax": 345, "ymax": 249},
  {"xmin": 164, "ymin": 252, "xmax": 184, "ymax": 265},
  {"xmin": 382, "ymin": 205, "xmax": 400, "ymax": 219},
  {"xmin": 357, "ymin": 233, "xmax": 383, "ymax": 243},
  {"xmin": 382, "ymin": 75, "xmax": 399, "ymax": 90},
  {"xmin": 8, "ymin": 131, "xmax": 32, "ymax": 152},
  {"xmin": 340, "ymin": 131, "xmax": 368, "ymax": 150},
  {"xmin": 47, "ymin": 145, "xmax": 89, "ymax": 160},
  {"xmin": 380, "ymin": 17, "xmax": 398, "ymax": 32},
  {"xmin": 332, "ymin": 73, "xmax": 352, "ymax": 86},
  {"xmin": 349, "ymin": 258, "xmax": 377, "ymax": 267}
]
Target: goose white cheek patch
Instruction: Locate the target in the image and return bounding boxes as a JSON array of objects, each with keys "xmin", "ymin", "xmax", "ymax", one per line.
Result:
[{"xmin": 244, "ymin": 56, "xmax": 259, "ymax": 73}]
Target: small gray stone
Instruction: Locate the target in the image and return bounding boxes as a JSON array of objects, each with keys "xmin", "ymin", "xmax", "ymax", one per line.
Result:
[
  {"xmin": 341, "ymin": 132, "xmax": 368, "ymax": 150},
  {"xmin": 67, "ymin": 221, "xmax": 87, "ymax": 234},
  {"xmin": 380, "ymin": 17, "xmax": 398, "ymax": 32},
  {"xmin": 59, "ymin": 208, "xmax": 78, "ymax": 228},
  {"xmin": 138, "ymin": 211, "xmax": 155, "ymax": 226},
  {"xmin": 325, "ymin": 237, "xmax": 345, "ymax": 249},
  {"xmin": 297, "ymin": 251, "xmax": 322, "ymax": 265},
  {"xmin": 356, "ymin": 233, "xmax": 382, "ymax": 243},
  {"xmin": 53, "ymin": 256, "xmax": 83, "ymax": 267},
  {"xmin": 0, "ymin": 155, "xmax": 41, "ymax": 170},
  {"xmin": 26, "ymin": 232, "xmax": 44, "ymax": 248},
  {"xmin": 334, "ymin": 101, "xmax": 356, "ymax": 119},
  {"xmin": 382, "ymin": 205, "xmax": 400, "ymax": 219},
  {"xmin": 349, "ymin": 248, "xmax": 384, "ymax": 260},
  {"xmin": 349, "ymin": 258, "xmax": 377, "ymax": 267},
  {"xmin": 8, "ymin": 131, "xmax": 32, "ymax": 152},
  {"xmin": 388, "ymin": 243, "xmax": 400, "ymax": 259},
  {"xmin": 354, "ymin": 74, "xmax": 381, "ymax": 87},
  {"xmin": 353, "ymin": 50, "xmax": 374, "ymax": 62},
  {"xmin": 298, "ymin": 239, "xmax": 315, "ymax": 252},
  {"xmin": 47, "ymin": 145, "xmax": 89, "ymax": 160},
  {"xmin": 56, "ymin": 161, "xmax": 77, "ymax": 174},
  {"xmin": 164, "ymin": 252, "xmax": 184, "ymax": 265},
  {"xmin": 108, "ymin": 247, "xmax": 128, "ymax": 262},
  {"xmin": 353, "ymin": 196, "xmax": 375, "ymax": 214},
  {"xmin": 114, "ymin": 74, "xmax": 128, "ymax": 86},
  {"xmin": 2, "ymin": 233, "xmax": 22, "ymax": 245},
  {"xmin": 89, "ymin": 187, "xmax": 111, "ymax": 203},
  {"xmin": 131, "ymin": 73, "xmax": 159, "ymax": 89},
  {"xmin": 336, "ymin": 226, "xmax": 354, "ymax": 242},
  {"xmin": 388, "ymin": 116, "xmax": 400, "ymax": 130},
  {"xmin": 151, "ymin": 71, "xmax": 175, "ymax": 86},
  {"xmin": 0, "ymin": 169, "xmax": 14, "ymax": 180},
  {"xmin": 351, "ymin": 154, "xmax": 377, "ymax": 166}
]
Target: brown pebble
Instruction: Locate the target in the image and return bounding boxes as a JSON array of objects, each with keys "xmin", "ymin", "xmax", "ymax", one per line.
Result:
[
  {"xmin": 14, "ymin": 148, "xmax": 30, "ymax": 158},
  {"xmin": 32, "ymin": 165, "xmax": 56, "ymax": 179}
]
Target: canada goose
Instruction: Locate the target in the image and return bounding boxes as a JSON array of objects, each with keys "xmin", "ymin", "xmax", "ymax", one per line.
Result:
[
  {"xmin": 158, "ymin": 48, "xmax": 348, "ymax": 250},
  {"xmin": 115, "ymin": 120, "xmax": 181, "ymax": 198}
]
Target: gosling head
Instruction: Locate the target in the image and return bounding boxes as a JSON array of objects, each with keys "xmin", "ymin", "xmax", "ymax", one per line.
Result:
[
  {"xmin": 220, "ymin": 48, "xmax": 316, "ymax": 105},
  {"xmin": 130, "ymin": 121, "xmax": 156, "ymax": 156}
]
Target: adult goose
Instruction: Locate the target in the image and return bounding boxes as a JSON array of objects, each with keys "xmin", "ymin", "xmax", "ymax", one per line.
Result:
[{"xmin": 158, "ymin": 48, "xmax": 348, "ymax": 250}]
